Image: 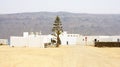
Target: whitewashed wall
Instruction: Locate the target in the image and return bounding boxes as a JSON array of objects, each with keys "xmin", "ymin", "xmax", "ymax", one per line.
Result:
[
  {"xmin": 28, "ymin": 36, "xmax": 44, "ymax": 48},
  {"xmin": 60, "ymin": 32, "xmax": 81, "ymax": 45},
  {"xmin": 60, "ymin": 32, "xmax": 68, "ymax": 45},
  {"xmin": 10, "ymin": 37, "xmax": 28, "ymax": 47},
  {"xmin": 79, "ymin": 36, "xmax": 120, "ymax": 46},
  {"xmin": 10, "ymin": 32, "xmax": 120, "ymax": 47},
  {"xmin": 84, "ymin": 36, "xmax": 98, "ymax": 45},
  {"xmin": 10, "ymin": 36, "xmax": 45, "ymax": 48}
]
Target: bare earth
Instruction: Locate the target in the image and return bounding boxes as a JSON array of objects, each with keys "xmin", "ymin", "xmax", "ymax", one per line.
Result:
[{"xmin": 0, "ymin": 45, "xmax": 120, "ymax": 67}]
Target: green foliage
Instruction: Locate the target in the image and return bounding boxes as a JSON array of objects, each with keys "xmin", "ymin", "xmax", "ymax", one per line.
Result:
[
  {"xmin": 52, "ymin": 16, "xmax": 63, "ymax": 34},
  {"xmin": 52, "ymin": 16, "xmax": 63, "ymax": 47}
]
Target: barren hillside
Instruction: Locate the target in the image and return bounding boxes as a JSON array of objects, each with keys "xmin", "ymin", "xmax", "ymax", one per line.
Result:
[{"xmin": 0, "ymin": 12, "xmax": 120, "ymax": 38}]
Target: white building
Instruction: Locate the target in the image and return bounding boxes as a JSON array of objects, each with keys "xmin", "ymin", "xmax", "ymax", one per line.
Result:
[
  {"xmin": 60, "ymin": 31, "xmax": 82, "ymax": 45},
  {"xmin": 10, "ymin": 31, "xmax": 120, "ymax": 47},
  {"xmin": 10, "ymin": 31, "xmax": 82, "ymax": 47},
  {"xmin": 10, "ymin": 32, "xmax": 45, "ymax": 48},
  {"xmin": 79, "ymin": 36, "xmax": 120, "ymax": 46}
]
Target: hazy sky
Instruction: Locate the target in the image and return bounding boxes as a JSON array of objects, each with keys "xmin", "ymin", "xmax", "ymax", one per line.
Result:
[{"xmin": 0, "ymin": 0, "xmax": 120, "ymax": 14}]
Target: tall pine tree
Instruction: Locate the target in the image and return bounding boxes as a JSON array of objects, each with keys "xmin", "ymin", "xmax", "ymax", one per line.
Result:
[{"xmin": 52, "ymin": 16, "xmax": 63, "ymax": 47}]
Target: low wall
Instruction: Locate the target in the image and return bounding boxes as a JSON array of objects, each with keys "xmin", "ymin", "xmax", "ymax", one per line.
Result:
[{"xmin": 95, "ymin": 42, "xmax": 120, "ymax": 47}]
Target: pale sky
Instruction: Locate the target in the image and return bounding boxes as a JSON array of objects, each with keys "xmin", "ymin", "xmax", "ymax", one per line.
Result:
[{"xmin": 0, "ymin": 0, "xmax": 120, "ymax": 14}]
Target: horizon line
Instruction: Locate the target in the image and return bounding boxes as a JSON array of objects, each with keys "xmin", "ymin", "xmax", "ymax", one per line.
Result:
[{"xmin": 0, "ymin": 11, "xmax": 120, "ymax": 15}]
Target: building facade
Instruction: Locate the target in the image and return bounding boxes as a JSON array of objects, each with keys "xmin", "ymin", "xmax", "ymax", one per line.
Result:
[{"xmin": 10, "ymin": 31, "xmax": 120, "ymax": 48}]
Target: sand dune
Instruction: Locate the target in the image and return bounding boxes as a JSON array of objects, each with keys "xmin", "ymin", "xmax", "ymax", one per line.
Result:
[{"xmin": 0, "ymin": 45, "xmax": 120, "ymax": 67}]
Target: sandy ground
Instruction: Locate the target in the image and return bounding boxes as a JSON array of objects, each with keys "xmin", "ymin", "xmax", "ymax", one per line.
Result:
[{"xmin": 0, "ymin": 45, "xmax": 120, "ymax": 67}]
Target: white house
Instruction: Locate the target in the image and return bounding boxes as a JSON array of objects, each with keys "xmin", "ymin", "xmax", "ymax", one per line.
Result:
[
  {"xmin": 10, "ymin": 32, "xmax": 45, "ymax": 48},
  {"xmin": 60, "ymin": 31, "xmax": 82, "ymax": 45},
  {"xmin": 79, "ymin": 36, "xmax": 120, "ymax": 46},
  {"xmin": 10, "ymin": 31, "xmax": 120, "ymax": 47},
  {"xmin": 10, "ymin": 31, "xmax": 82, "ymax": 47}
]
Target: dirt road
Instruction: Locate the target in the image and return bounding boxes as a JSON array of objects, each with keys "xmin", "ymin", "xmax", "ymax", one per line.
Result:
[{"xmin": 0, "ymin": 45, "xmax": 120, "ymax": 67}]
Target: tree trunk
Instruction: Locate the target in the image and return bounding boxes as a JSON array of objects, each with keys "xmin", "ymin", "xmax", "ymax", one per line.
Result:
[{"xmin": 56, "ymin": 34, "xmax": 61, "ymax": 47}]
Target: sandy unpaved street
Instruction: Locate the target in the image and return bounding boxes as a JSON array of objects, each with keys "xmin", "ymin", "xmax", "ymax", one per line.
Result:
[{"xmin": 0, "ymin": 45, "xmax": 120, "ymax": 67}]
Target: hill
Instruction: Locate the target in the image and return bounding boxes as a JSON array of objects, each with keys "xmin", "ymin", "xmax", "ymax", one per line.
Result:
[{"xmin": 0, "ymin": 12, "xmax": 120, "ymax": 38}]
